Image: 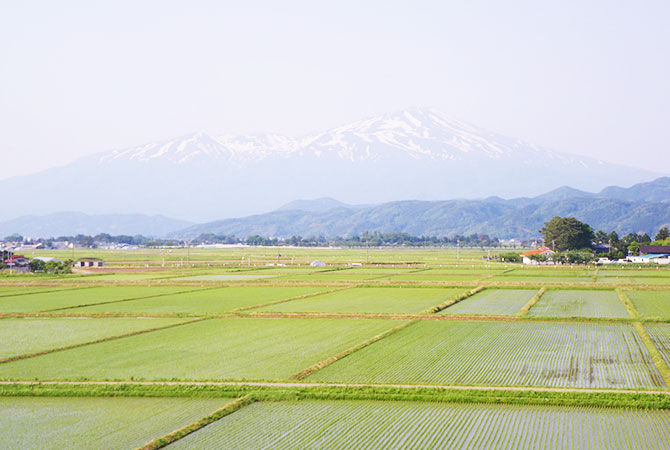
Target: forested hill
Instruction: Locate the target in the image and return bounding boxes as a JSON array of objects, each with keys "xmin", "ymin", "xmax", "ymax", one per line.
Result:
[{"xmin": 174, "ymin": 197, "xmax": 670, "ymax": 240}]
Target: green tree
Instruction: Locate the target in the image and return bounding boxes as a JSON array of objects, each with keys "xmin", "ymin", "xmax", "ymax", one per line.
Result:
[
  {"xmin": 655, "ymin": 227, "xmax": 670, "ymax": 241},
  {"xmin": 540, "ymin": 217, "xmax": 594, "ymax": 251},
  {"xmin": 28, "ymin": 259, "xmax": 46, "ymax": 272}
]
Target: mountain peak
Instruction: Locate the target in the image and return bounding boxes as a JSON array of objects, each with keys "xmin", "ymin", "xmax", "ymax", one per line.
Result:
[{"xmin": 98, "ymin": 132, "xmax": 234, "ymax": 164}]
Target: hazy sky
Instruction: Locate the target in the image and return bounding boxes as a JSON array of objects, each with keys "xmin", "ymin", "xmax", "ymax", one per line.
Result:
[{"xmin": 1, "ymin": 0, "xmax": 669, "ymax": 179}]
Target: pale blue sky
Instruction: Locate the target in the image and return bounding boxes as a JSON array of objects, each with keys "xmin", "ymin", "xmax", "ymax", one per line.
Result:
[{"xmin": 1, "ymin": 0, "xmax": 669, "ymax": 178}]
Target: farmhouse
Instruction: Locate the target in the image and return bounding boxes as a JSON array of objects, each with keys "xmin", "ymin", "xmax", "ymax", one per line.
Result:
[
  {"xmin": 5, "ymin": 254, "xmax": 29, "ymax": 268},
  {"xmin": 73, "ymin": 257, "xmax": 105, "ymax": 268},
  {"xmin": 520, "ymin": 246, "xmax": 555, "ymax": 265},
  {"xmin": 629, "ymin": 254, "xmax": 670, "ymax": 264},
  {"xmin": 638, "ymin": 245, "xmax": 670, "ymax": 255}
]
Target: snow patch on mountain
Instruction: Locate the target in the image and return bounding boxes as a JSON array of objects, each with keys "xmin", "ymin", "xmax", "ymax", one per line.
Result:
[{"xmin": 91, "ymin": 108, "xmax": 608, "ymax": 168}]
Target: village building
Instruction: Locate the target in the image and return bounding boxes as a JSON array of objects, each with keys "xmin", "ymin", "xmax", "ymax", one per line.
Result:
[
  {"xmin": 638, "ymin": 245, "xmax": 670, "ymax": 255},
  {"xmin": 73, "ymin": 257, "xmax": 105, "ymax": 268},
  {"xmin": 520, "ymin": 246, "xmax": 555, "ymax": 265},
  {"xmin": 629, "ymin": 253, "xmax": 670, "ymax": 264}
]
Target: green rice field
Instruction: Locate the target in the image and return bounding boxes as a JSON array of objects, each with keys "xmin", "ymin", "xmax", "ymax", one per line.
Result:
[
  {"xmin": 440, "ymin": 288, "xmax": 538, "ymax": 315},
  {"xmin": 167, "ymin": 400, "xmax": 670, "ymax": 450},
  {"xmin": 68, "ymin": 286, "xmax": 327, "ymax": 314},
  {"xmin": 529, "ymin": 289, "xmax": 629, "ymax": 318},
  {"xmin": 0, "ymin": 396, "xmax": 227, "ymax": 450},
  {"xmin": 256, "ymin": 286, "xmax": 469, "ymax": 314},
  {"xmin": 627, "ymin": 290, "xmax": 670, "ymax": 319},
  {"xmin": 0, "ymin": 317, "xmax": 188, "ymax": 360},
  {"xmin": 0, "ymin": 318, "xmax": 401, "ymax": 380},
  {"xmin": 308, "ymin": 321, "xmax": 663, "ymax": 388},
  {"xmin": 1, "ymin": 247, "xmax": 670, "ymax": 446},
  {"xmin": 0, "ymin": 285, "xmax": 205, "ymax": 312}
]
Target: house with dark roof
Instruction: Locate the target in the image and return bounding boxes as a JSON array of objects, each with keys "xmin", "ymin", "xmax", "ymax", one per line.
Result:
[{"xmin": 638, "ymin": 246, "xmax": 670, "ymax": 255}]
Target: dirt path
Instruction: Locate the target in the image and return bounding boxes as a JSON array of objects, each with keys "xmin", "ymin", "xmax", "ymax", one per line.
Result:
[{"xmin": 1, "ymin": 380, "xmax": 668, "ymax": 396}]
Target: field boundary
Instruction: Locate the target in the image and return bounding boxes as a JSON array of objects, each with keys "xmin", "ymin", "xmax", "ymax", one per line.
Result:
[
  {"xmin": 516, "ymin": 287, "xmax": 546, "ymax": 316},
  {"xmin": 616, "ymin": 288, "xmax": 640, "ymax": 319},
  {"xmin": 231, "ymin": 286, "xmax": 356, "ymax": 312},
  {"xmin": 632, "ymin": 322, "xmax": 670, "ymax": 388},
  {"xmin": 422, "ymin": 286, "xmax": 484, "ymax": 313},
  {"xmin": 136, "ymin": 395, "xmax": 254, "ymax": 450},
  {"xmin": 0, "ymin": 285, "xmax": 96, "ymax": 298},
  {"xmin": 291, "ymin": 320, "xmax": 418, "ymax": 380},
  {"xmin": 0, "ymin": 317, "xmax": 209, "ymax": 365},
  {"xmin": 2, "ymin": 381, "xmax": 670, "ymax": 409}
]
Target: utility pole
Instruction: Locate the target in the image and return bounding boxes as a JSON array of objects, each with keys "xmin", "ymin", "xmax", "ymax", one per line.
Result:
[{"xmin": 456, "ymin": 240, "xmax": 460, "ymax": 261}]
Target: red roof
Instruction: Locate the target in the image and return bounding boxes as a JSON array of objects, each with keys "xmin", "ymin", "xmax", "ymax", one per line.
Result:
[{"xmin": 520, "ymin": 246, "xmax": 554, "ymax": 257}]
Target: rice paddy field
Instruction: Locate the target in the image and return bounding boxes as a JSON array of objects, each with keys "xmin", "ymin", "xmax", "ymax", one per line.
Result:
[
  {"xmin": 528, "ymin": 289, "xmax": 630, "ymax": 318},
  {"xmin": 1, "ymin": 247, "xmax": 670, "ymax": 447},
  {"xmin": 167, "ymin": 400, "xmax": 670, "ymax": 450},
  {"xmin": 0, "ymin": 396, "xmax": 228, "ymax": 450},
  {"xmin": 439, "ymin": 288, "xmax": 538, "ymax": 315}
]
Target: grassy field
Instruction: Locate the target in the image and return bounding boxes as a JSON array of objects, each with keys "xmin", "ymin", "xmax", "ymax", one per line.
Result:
[
  {"xmin": 167, "ymin": 399, "xmax": 670, "ymax": 449},
  {"xmin": 528, "ymin": 289, "xmax": 629, "ymax": 318},
  {"xmin": 0, "ymin": 318, "xmax": 402, "ymax": 381},
  {"xmin": 0, "ymin": 396, "xmax": 227, "ymax": 450},
  {"xmin": 440, "ymin": 288, "xmax": 538, "ymax": 315},
  {"xmin": 309, "ymin": 321, "xmax": 663, "ymax": 388},
  {"xmin": 68, "ymin": 286, "xmax": 328, "ymax": 314},
  {"xmin": 256, "ymin": 287, "xmax": 469, "ymax": 314}
]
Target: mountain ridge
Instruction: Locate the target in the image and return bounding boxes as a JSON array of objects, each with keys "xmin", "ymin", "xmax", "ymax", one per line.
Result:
[
  {"xmin": 173, "ymin": 176, "xmax": 670, "ymax": 240},
  {"xmin": 0, "ymin": 108, "xmax": 663, "ymax": 222}
]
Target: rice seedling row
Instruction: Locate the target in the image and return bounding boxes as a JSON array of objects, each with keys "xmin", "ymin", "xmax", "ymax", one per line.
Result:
[
  {"xmin": 0, "ymin": 318, "xmax": 401, "ymax": 381},
  {"xmin": 440, "ymin": 289, "xmax": 538, "ymax": 315},
  {"xmin": 165, "ymin": 399, "xmax": 670, "ymax": 449},
  {"xmin": 529, "ymin": 290, "xmax": 629, "ymax": 318},
  {"xmin": 308, "ymin": 321, "xmax": 664, "ymax": 389},
  {"xmin": 255, "ymin": 287, "xmax": 469, "ymax": 314},
  {"xmin": 66, "ymin": 286, "xmax": 327, "ymax": 314},
  {"xmin": 626, "ymin": 290, "xmax": 670, "ymax": 319},
  {"xmin": 0, "ymin": 286, "xmax": 208, "ymax": 313},
  {"xmin": 0, "ymin": 317, "xmax": 189, "ymax": 360},
  {"xmin": 0, "ymin": 396, "xmax": 228, "ymax": 450}
]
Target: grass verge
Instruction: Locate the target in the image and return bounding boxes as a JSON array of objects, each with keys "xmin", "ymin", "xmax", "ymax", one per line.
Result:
[
  {"xmin": 136, "ymin": 395, "xmax": 254, "ymax": 449},
  {"xmin": 1, "ymin": 383, "xmax": 670, "ymax": 410},
  {"xmin": 291, "ymin": 320, "xmax": 418, "ymax": 380},
  {"xmin": 616, "ymin": 288, "xmax": 640, "ymax": 319},
  {"xmin": 516, "ymin": 287, "xmax": 546, "ymax": 316},
  {"xmin": 422, "ymin": 286, "xmax": 484, "ymax": 313},
  {"xmin": 633, "ymin": 322, "xmax": 670, "ymax": 388}
]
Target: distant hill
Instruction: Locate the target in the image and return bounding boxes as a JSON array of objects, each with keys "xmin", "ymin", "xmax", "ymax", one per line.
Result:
[
  {"xmin": 278, "ymin": 198, "xmax": 357, "ymax": 212},
  {"xmin": 0, "ymin": 212, "xmax": 192, "ymax": 239},
  {"xmin": 598, "ymin": 176, "xmax": 670, "ymax": 203},
  {"xmin": 173, "ymin": 177, "xmax": 670, "ymax": 239},
  {"xmin": 5, "ymin": 177, "xmax": 670, "ymax": 240}
]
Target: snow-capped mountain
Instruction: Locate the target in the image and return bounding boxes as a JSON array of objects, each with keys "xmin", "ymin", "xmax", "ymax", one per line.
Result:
[{"xmin": 0, "ymin": 109, "xmax": 662, "ymax": 222}]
